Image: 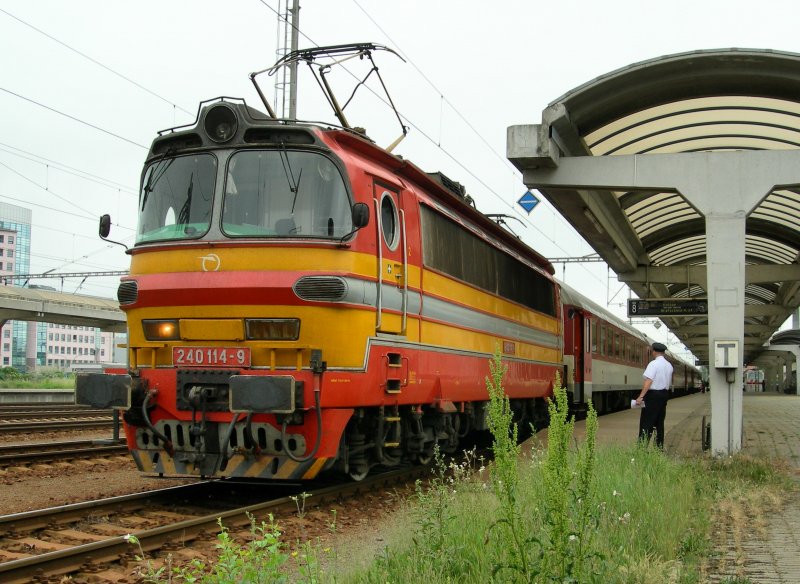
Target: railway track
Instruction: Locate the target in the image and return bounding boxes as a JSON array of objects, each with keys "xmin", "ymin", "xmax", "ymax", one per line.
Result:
[
  {"xmin": 0, "ymin": 418, "xmax": 114, "ymax": 434},
  {"xmin": 0, "ymin": 467, "xmax": 425, "ymax": 583},
  {"xmin": 0, "ymin": 407, "xmax": 112, "ymax": 421},
  {"xmin": 0, "ymin": 439, "xmax": 127, "ymax": 468},
  {"xmin": 0, "ymin": 405, "xmax": 115, "ymax": 435}
]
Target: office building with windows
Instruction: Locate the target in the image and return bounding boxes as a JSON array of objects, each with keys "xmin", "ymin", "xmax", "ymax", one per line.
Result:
[{"xmin": 0, "ymin": 202, "xmax": 118, "ymax": 371}]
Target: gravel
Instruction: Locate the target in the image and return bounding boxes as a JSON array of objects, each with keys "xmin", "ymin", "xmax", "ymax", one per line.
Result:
[{"xmin": 1, "ymin": 428, "xmax": 410, "ymax": 578}]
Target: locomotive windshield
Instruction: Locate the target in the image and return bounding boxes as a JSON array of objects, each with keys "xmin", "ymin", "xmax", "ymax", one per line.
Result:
[
  {"xmin": 137, "ymin": 154, "xmax": 216, "ymax": 243},
  {"xmin": 221, "ymin": 150, "xmax": 353, "ymax": 238}
]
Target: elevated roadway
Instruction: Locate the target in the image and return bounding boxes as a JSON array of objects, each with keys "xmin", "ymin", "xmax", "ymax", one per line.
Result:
[{"xmin": 0, "ymin": 285, "xmax": 124, "ymax": 332}]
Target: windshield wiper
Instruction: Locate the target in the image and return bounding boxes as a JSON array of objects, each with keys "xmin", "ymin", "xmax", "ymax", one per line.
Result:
[
  {"xmin": 278, "ymin": 142, "xmax": 300, "ymax": 194},
  {"xmin": 178, "ymin": 171, "xmax": 194, "ymax": 226},
  {"xmin": 278, "ymin": 142, "xmax": 304, "ymax": 214},
  {"xmin": 141, "ymin": 151, "xmax": 176, "ymax": 211}
]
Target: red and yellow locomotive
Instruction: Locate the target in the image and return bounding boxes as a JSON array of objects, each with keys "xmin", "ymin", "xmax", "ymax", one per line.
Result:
[{"xmin": 78, "ymin": 89, "xmax": 563, "ymax": 480}]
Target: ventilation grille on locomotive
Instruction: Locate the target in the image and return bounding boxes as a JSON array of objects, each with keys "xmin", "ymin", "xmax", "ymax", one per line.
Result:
[
  {"xmin": 117, "ymin": 281, "xmax": 139, "ymax": 305},
  {"xmin": 293, "ymin": 276, "xmax": 347, "ymax": 302}
]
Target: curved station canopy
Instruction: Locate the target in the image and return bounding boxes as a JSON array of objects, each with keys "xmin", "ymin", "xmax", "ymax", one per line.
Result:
[
  {"xmin": 508, "ymin": 49, "xmax": 800, "ymax": 454},
  {"xmin": 508, "ymin": 49, "xmax": 800, "ymax": 364}
]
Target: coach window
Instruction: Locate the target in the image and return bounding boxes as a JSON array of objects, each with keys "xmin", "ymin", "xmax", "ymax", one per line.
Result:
[
  {"xmin": 599, "ymin": 325, "xmax": 606, "ymax": 356},
  {"xmin": 614, "ymin": 333, "xmax": 621, "ymax": 358},
  {"xmin": 584, "ymin": 319, "xmax": 591, "ymax": 353},
  {"xmin": 590, "ymin": 320, "xmax": 597, "ymax": 353}
]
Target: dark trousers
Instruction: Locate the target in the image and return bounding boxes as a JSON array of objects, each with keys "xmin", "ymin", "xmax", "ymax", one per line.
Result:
[{"xmin": 638, "ymin": 391, "xmax": 669, "ymax": 448}]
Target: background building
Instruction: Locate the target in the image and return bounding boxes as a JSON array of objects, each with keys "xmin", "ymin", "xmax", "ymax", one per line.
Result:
[{"xmin": 0, "ymin": 202, "xmax": 118, "ymax": 372}]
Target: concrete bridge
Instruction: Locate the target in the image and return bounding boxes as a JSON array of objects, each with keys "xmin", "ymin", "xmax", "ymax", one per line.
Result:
[{"xmin": 0, "ymin": 285, "xmax": 124, "ymax": 332}]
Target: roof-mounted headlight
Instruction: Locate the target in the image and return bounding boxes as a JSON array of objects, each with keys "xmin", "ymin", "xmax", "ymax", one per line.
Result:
[{"xmin": 204, "ymin": 104, "xmax": 238, "ymax": 143}]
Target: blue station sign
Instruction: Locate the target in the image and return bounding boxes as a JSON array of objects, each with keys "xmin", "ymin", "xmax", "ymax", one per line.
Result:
[{"xmin": 517, "ymin": 190, "xmax": 540, "ymax": 214}]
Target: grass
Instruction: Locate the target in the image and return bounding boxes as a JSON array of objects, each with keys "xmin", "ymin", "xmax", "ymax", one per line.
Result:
[
  {"xmin": 0, "ymin": 367, "xmax": 75, "ymax": 389},
  {"xmin": 129, "ymin": 353, "xmax": 793, "ymax": 583},
  {"xmin": 0, "ymin": 378, "xmax": 75, "ymax": 389}
]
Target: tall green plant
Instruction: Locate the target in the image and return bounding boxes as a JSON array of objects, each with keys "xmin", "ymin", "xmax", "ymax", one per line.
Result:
[
  {"xmin": 410, "ymin": 445, "xmax": 459, "ymax": 570},
  {"xmin": 540, "ymin": 373, "xmax": 600, "ymax": 581},
  {"xmin": 485, "ymin": 353, "xmax": 601, "ymax": 583},
  {"xmin": 485, "ymin": 350, "xmax": 529, "ymax": 579}
]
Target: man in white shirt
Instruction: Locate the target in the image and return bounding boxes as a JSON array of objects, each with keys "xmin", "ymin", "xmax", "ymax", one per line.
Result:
[{"xmin": 635, "ymin": 342, "xmax": 674, "ymax": 448}]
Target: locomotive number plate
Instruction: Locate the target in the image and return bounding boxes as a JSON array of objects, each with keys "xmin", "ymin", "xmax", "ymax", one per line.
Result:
[{"xmin": 173, "ymin": 347, "xmax": 251, "ymax": 367}]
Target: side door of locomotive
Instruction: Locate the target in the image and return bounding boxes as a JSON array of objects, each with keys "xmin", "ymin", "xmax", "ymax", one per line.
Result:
[{"xmin": 373, "ymin": 182, "xmax": 408, "ymax": 335}]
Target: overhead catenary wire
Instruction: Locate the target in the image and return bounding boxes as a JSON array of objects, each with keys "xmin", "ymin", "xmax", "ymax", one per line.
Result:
[
  {"xmin": 0, "ymin": 142, "xmax": 137, "ymax": 196},
  {"xmin": 3, "ymin": 2, "xmax": 607, "ymax": 295},
  {"xmin": 0, "ymin": 159, "xmax": 103, "ymax": 218},
  {"xmin": 346, "ymin": 2, "xmax": 596, "ymax": 264},
  {"xmin": 254, "ymin": 1, "xmax": 605, "ymax": 289},
  {"xmin": 0, "ymin": 191, "xmax": 134, "ymax": 232},
  {"xmin": 0, "ymin": 87, "xmax": 148, "ymax": 150},
  {"xmin": 0, "ymin": 7, "xmax": 194, "ymax": 119}
]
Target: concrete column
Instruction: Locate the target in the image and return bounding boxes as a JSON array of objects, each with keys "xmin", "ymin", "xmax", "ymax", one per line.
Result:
[
  {"xmin": 764, "ymin": 365, "xmax": 772, "ymax": 392},
  {"xmin": 769, "ymin": 346, "xmax": 800, "ymax": 395},
  {"xmin": 703, "ymin": 214, "xmax": 746, "ymax": 454},
  {"xmin": 779, "ymin": 357, "xmax": 787, "ymax": 390},
  {"xmin": 25, "ymin": 321, "xmax": 37, "ymax": 371}
]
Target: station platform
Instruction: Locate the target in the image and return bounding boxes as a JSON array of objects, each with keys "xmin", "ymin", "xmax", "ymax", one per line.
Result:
[
  {"xmin": 561, "ymin": 391, "xmax": 800, "ymax": 467},
  {"xmin": 540, "ymin": 391, "xmax": 800, "ymax": 583}
]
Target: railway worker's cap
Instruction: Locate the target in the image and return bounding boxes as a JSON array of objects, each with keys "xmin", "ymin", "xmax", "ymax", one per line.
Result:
[{"xmin": 651, "ymin": 342, "xmax": 667, "ymax": 353}]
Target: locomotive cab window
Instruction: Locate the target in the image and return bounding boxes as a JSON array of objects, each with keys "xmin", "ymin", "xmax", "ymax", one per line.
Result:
[
  {"xmin": 221, "ymin": 150, "xmax": 353, "ymax": 239},
  {"xmin": 137, "ymin": 154, "xmax": 216, "ymax": 243},
  {"xmin": 379, "ymin": 192, "xmax": 400, "ymax": 250}
]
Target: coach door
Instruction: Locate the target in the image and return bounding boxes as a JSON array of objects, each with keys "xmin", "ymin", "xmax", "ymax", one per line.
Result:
[
  {"xmin": 571, "ymin": 310, "xmax": 589, "ymax": 405},
  {"xmin": 374, "ymin": 184, "xmax": 407, "ymax": 335}
]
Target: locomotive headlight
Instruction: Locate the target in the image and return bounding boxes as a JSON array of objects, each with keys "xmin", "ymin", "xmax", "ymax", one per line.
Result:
[
  {"xmin": 143, "ymin": 319, "xmax": 181, "ymax": 341},
  {"xmin": 246, "ymin": 319, "xmax": 300, "ymax": 341},
  {"xmin": 204, "ymin": 104, "xmax": 238, "ymax": 143}
]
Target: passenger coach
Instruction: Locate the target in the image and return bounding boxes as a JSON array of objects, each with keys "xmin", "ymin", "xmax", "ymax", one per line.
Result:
[{"xmin": 560, "ymin": 282, "xmax": 701, "ymax": 413}]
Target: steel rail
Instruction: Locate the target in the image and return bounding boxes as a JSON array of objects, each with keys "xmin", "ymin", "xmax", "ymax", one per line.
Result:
[
  {"xmin": 0, "ymin": 409, "xmax": 111, "ymax": 420},
  {"xmin": 0, "ymin": 466, "xmax": 426, "ymax": 583},
  {"xmin": 0, "ymin": 419, "xmax": 113, "ymax": 434},
  {"xmin": 0, "ymin": 439, "xmax": 126, "ymax": 466}
]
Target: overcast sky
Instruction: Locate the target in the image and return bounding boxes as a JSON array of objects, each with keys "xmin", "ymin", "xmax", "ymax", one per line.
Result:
[{"xmin": 2, "ymin": 0, "xmax": 799, "ymax": 354}]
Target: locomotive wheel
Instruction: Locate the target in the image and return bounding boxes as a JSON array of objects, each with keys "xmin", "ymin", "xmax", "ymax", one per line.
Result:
[
  {"xmin": 415, "ymin": 450, "xmax": 434, "ymax": 465},
  {"xmin": 348, "ymin": 461, "xmax": 369, "ymax": 481}
]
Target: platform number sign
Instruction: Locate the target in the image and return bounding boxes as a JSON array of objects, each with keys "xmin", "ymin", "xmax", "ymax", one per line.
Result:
[{"xmin": 517, "ymin": 190, "xmax": 540, "ymax": 214}]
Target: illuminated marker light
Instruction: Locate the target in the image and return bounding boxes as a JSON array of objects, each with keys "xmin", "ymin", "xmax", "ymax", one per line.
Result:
[
  {"xmin": 246, "ymin": 319, "xmax": 300, "ymax": 341},
  {"xmin": 143, "ymin": 319, "xmax": 181, "ymax": 341}
]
